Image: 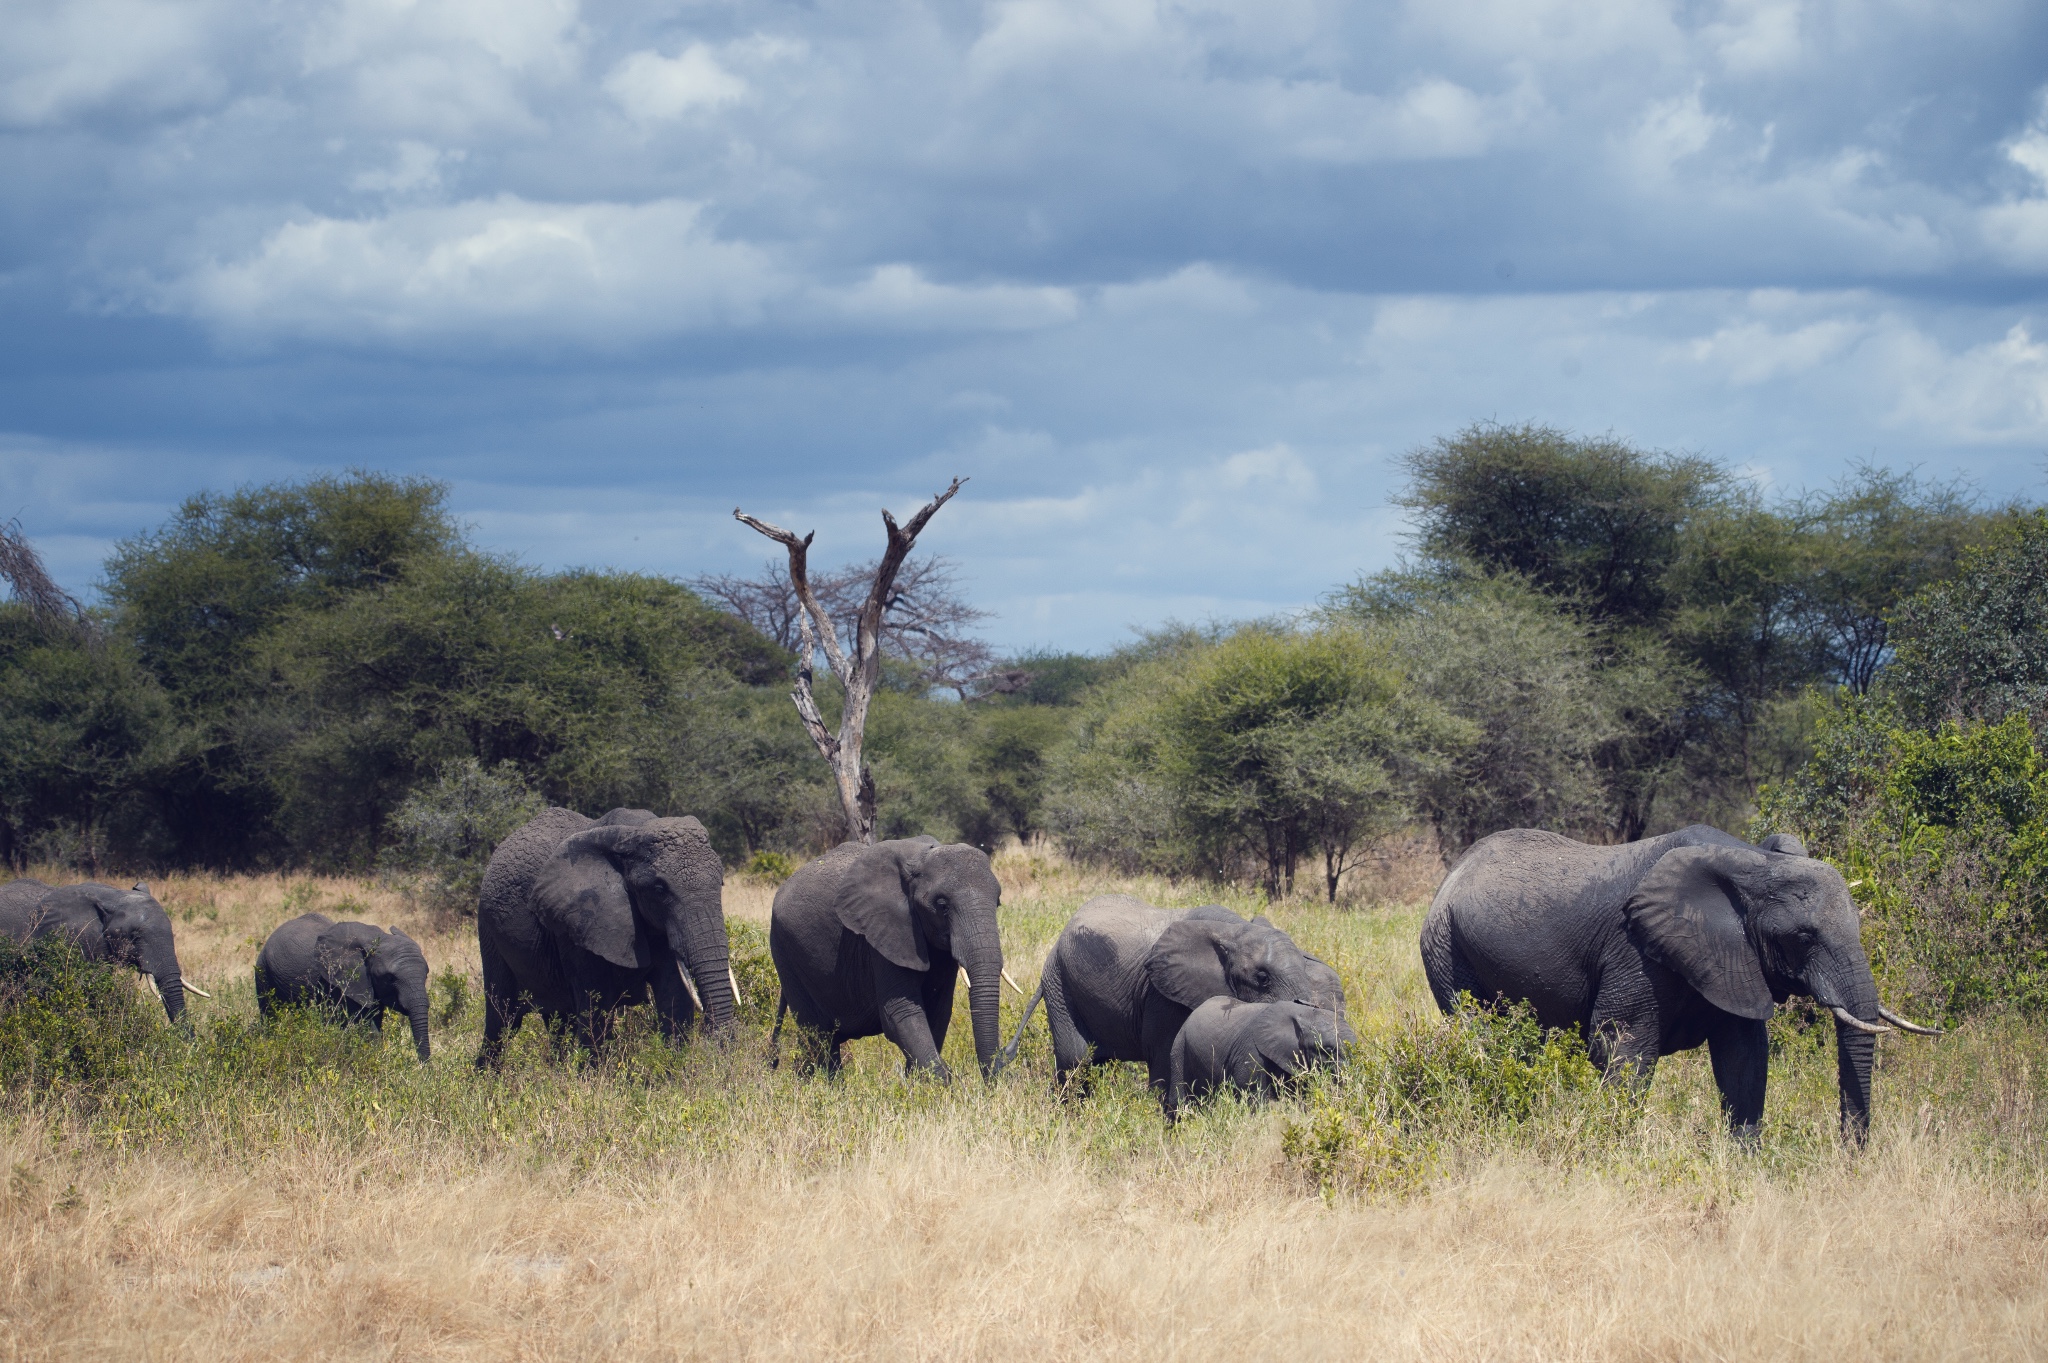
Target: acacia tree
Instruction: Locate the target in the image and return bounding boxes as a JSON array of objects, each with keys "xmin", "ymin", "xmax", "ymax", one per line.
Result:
[{"xmin": 735, "ymin": 479, "xmax": 965, "ymax": 844}]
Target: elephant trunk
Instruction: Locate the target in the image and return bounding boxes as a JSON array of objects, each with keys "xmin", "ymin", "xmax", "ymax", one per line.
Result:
[
  {"xmin": 1809, "ymin": 944, "xmax": 1881, "ymax": 1144},
  {"xmin": 398, "ymin": 980, "xmax": 432, "ymax": 1063},
  {"xmin": 956, "ymin": 917, "xmax": 1005, "ymax": 1080},
  {"xmin": 153, "ymin": 972, "xmax": 186, "ymax": 1026},
  {"xmin": 140, "ymin": 932, "xmax": 186, "ymax": 1026},
  {"xmin": 673, "ymin": 915, "xmax": 735, "ymax": 1035}
]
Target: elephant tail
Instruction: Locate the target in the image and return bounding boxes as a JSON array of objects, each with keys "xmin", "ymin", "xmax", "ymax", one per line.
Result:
[
  {"xmin": 994, "ymin": 982, "xmax": 1044, "ymax": 1075},
  {"xmin": 768, "ymin": 992, "xmax": 788, "ymax": 1071}
]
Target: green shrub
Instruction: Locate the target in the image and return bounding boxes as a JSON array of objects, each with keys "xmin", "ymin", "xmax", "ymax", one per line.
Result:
[
  {"xmin": 384, "ymin": 758, "xmax": 544, "ymax": 915},
  {"xmin": 0, "ymin": 937, "xmax": 168, "ymax": 1094},
  {"xmin": 743, "ymin": 849, "xmax": 796, "ymax": 883},
  {"xmin": 726, "ymin": 919, "xmax": 778, "ymax": 1028},
  {"xmin": 1757, "ymin": 704, "xmax": 2048, "ymax": 1017}
]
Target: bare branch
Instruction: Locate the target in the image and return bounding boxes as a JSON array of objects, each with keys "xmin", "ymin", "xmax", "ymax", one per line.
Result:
[{"xmin": 0, "ymin": 521, "xmax": 84, "ymax": 630}]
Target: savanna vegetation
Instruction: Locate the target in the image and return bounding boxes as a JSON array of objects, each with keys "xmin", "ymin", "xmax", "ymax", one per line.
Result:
[{"xmin": 4, "ymin": 425, "xmax": 2047, "ymax": 1358}]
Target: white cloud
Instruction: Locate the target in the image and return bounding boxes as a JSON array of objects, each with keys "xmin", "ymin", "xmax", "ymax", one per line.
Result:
[
  {"xmin": 826, "ymin": 264, "xmax": 1079, "ymax": 332},
  {"xmin": 167, "ymin": 197, "xmax": 785, "ymax": 344},
  {"xmin": 605, "ymin": 44, "xmax": 748, "ymax": 121},
  {"xmin": 1982, "ymin": 122, "xmax": 2048, "ymax": 269},
  {"xmin": 1686, "ymin": 316, "xmax": 1864, "ymax": 384},
  {"xmin": 0, "ymin": 0, "xmax": 230, "ymax": 126},
  {"xmin": 1886, "ymin": 323, "xmax": 2048, "ymax": 443},
  {"xmin": 350, "ymin": 141, "xmax": 462, "ymax": 194},
  {"xmin": 1702, "ymin": 0, "xmax": 1803, "ymax": 75}
]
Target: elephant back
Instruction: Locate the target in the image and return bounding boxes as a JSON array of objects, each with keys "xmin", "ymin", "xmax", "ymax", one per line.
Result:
[
  {"xmin": 0, "ymin": 878, "xmax": 52, "ymax": 944},
  {"xmin": 479, "ymin": 807, "xmax": 596, "ymax": 945},
  {"xmin": 255, "ymin": 912, "xmax": 336, "ymax": 1008}
]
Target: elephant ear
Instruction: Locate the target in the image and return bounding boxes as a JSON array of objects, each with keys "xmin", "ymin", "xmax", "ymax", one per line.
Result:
[
  {"xmin": 1626, "ymin": 846, "xmax": 1774, "ymax": 1020},
  {"xmin": 543, "ymin": 825, "xmax": 652, "ymax": 971},
  {"xmin": 1145, "ymin": 917, "xmax": 1234, "ymax": 1009},
  {"xmin": 832, "ymin": 840, "xmax": 932, "ymax": 971},
  {"xmin": 1758, "ymin": 832, "xmax": 1809, "ymax": 858},
  {"xmin": 316, "ymin": 926, "xmax": 379, "ymax": 1010}
]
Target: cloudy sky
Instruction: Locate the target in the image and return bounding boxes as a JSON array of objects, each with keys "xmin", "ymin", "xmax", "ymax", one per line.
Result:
[{"xmin": 3, "ymin": 0, "xmax": 2046, "ymax": 651}]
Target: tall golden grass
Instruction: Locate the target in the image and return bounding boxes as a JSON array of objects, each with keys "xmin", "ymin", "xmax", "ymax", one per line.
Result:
[{"xmin": 2, "ymin": 846, "xmax": 2045, "ymax": 1361}]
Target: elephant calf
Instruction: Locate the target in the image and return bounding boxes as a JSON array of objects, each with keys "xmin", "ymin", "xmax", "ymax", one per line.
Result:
[
  {"xmin": 999, "ymin": 894, "xmax": 1348, "ymax": 1113},
  {"xmin": 257, "ymin": 914, "xmax": 432, "ymax": 1061},
  {"xmin": 1166, "ymin": 997, "xmax": 1354, "ymax": 1120},
  {"xmin": 0, "ymin": 878, "xmax": 190, "ymax": 1024}
]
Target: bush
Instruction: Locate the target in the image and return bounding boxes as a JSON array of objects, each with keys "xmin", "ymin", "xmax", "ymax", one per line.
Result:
[
  {"xmin": 0, "ymin": 937, "xmax": 167, "ymax": 1094},
  {"xmin": 726, "ymin": 919, "xmax": 779, "ymax": 1028},
  {"xmin": 743, "ymin": 849, "xmax": 796, "ymax": 883},
  {"xmin": 384, "ymin": 757, "xmax": 544, "ymax": 914},
  {"xmin": 1756, "ymin": 704, "xmax": 2048, "ymax": 1017}
]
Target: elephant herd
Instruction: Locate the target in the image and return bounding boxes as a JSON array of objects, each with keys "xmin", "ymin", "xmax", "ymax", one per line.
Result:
[{"xmin": 0, "ymin": 807, "xmax": 1942, "ymax": 1140}]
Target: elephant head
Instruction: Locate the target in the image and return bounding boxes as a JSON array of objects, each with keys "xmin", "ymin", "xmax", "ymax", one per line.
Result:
[
  {"xmin": 1627, "ymin": 842, "xmax": 1939, "ymax": 1139},
  {"xmin": 44, "ymin": 882, "xmax": 187, "ymax": 1025},
  {"xmin": 539, "ymin": 814, "xmax": 734, "ymax": 1034},
  {"xmin": 834, "ymin": 837, "xmax": 1006, "ymax": 1078},
  {"xmin": 316, "ymin": 922, "xmax": 431, "ymax": 1061},
  {"xmin": 1146, "ymin": 909, "xmax": 1340, "ymax": 1018}
]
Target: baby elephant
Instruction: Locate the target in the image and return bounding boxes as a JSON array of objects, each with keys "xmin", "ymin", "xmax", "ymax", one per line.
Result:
[
  {"xmin": 255, "ymin": 914, "xmax": 432, "ymax": 1061},
  {"xmin": 1165, "ymin": 997, "xmax": 1354, "ymax": 1120}
]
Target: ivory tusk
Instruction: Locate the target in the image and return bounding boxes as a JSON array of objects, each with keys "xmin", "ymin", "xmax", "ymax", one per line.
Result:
[
  {"xmin": 180, "ymin": 981, "xmax": 212, "ymax": 999},
  {"xmin": 1002, "ymin": 969, "xmax": 1024, "ymax": 996},
  {"xmin": 144, "ymin": 975, "xmax": 161, "ymax": 999},
  {"xmin": 1831, "ymin": 1006, "xmax": 1893, "ymax": 1035},
  {"xmin": 1877, "ymin": 1004, "xmax": 1944, "ymax": 1036},
  {"xmin": 1846, "ymin": 879, "xmax": 1865, "ymax": 890},
  {"xmin": 728, "ymin": 966, "xmax": 744, "ymax": 1007}
]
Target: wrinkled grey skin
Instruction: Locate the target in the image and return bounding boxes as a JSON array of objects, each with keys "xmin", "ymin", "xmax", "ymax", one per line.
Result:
[
  {"xmin": 1166, "ymin": 996, "xmax": 1356, "ymax": 1119},
  {"xmin": 0, "ymin": 878, "xmax": 187, "ymax": 1024},
  {"xmin": 769, "ymin": 837, "xmax": 1005, "ymax": 1082},
  {"xmin": 998, "ymin": 894, "xmax": 1348, "ymax": 1111},
  {"xmin": 475, "ymin": 807, "xmax": 732, "ymax": 1066},
  {"xmin": 256, "ymin": 913, "xmax": 432, "ymax": 1061},
  {"xmin": 1420, "ymin": 824, "xmax": 1888, "ymax": 1142}
]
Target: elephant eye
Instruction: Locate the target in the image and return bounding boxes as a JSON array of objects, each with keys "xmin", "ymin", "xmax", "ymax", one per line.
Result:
[{"xmin": 932, "ymin": 894, "xmax": 951, "ymax": 912}]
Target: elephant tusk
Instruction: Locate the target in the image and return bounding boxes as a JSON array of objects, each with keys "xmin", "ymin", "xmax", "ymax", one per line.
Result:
[
  {"xmin": 1831, "ymin": 1006, "xmax": 1893, "ymax": 1035},
  {"xmin": 180, "ymin": 981, "xmax": 212, "ymax": 999},
  {"xmin": 728, "ymin": 966, "xmax": 743, "ymax": 1007},
  {"xmin": 144, "ymin": 975, "xmax": 160, "ymax": 999},
  {"xmin": 1002, "ymin": 969, "xmax": 1024, "ymax": 996},
  {"xmin": 1877, "ymin": 1004, "xmax": 1944, "ymax": 1036}
]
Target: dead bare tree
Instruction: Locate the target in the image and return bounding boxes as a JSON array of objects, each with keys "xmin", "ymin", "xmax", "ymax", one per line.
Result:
[
  {"xmin": 694, "ymin": 551, "xmax": 994, "ymax": 698},
  {"xmin": 0, "ymin": 520, "xmax": 84, "ymax": 630},
  {"xmin": 734, "ymin": 479, "xmax": 966, "ymax": 844}
]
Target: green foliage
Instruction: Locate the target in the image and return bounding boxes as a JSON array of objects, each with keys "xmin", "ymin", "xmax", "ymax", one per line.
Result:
[
  {"xmin": 726, "ymin": 919, "xmax": 779, "ymax": 1028},
  {"xmin": 431, "ymin": 964, "xmax": 470, "ymax": 1026},
  {"xmin": 0, "ymin": 937, "xmax": 167, "ymax": 1093},
  {"xmin": 385, "ymin": 758, "xmax": 544, "ymax": 914},
  {"xmin": 1886, "ymin": 510, "xmax": 2048, "ymax": 725},
  {"xmin": 1281, "ymin": 999, "xmax": 1610, "ymax": 1194},
  {"xmin": 742, "ymin": 849, "xmax": 797, "ymax": 882}
]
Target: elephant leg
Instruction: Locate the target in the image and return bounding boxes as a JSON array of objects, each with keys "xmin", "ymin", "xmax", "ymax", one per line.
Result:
[
  {"xmin": 1419, "ymin": 907, "xmax": 1480, "ymax": 1014},
  {"xmin": 475, "ymin": 937, "xmax": 528, "ymax": 1070},
  {"xmin": 1588, "ymin": 974, "xmax": 1660, "ymax": 1092},
  {"xmin": 922, "ymin": 964, "xmax": 959, "ymax": 1064},
  {"xmin": 648, "ymin": 953, "xmax": 696, "ymax": 1044},
  {"xmin": 1140, "ymin": 995, "xmax": 1190, "ymax": 1102},
  {"xmin": 776, "ymin": 973, "xmax": 836, "ymax": 1078},
  {"xmin": 874, "ymin": 960, "xmax": 951, "ymax": 1081},
  {"xmin": 1039, "ymin": 963, "xmax": 1094, "ymax": 1089},
  {"xmin": 1707, "ymin": 1015, "xmax": 1769, "ymax": 1141}
]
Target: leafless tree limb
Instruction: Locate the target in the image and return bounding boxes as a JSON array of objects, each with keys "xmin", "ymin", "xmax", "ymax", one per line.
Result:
[
  {"xmin": 0, "ymin": 521, "xmax": 84, "ymax": 631},
  {"xmin": 733, "ymin": 479, "xmax": 968, "ymax": 843}
]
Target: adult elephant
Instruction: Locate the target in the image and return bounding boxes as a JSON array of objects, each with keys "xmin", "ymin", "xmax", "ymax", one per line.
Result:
[
  {"xmin": 1166, "ymin": 997, "xmax": 1355, "ymax": 1119},
  {"xmin": 475, "ymin": 806, "xmax": 733, "ymax": 1067},
  {"xmin": 997, "ymin": 895, "xmax": 1347, "ymax": 1109},
  {"xmin": 0, "ymin": 878, "xmax": 189, "ymax": 1024},
  {"xmin": 256, "ymin": 913, "xmax": 432, "ymax": 1061},
  {"xmin": 1419, "ymin": 825, "xmax": 1941, "ymax": 1141},
  {"xmin": 769, "ymin": 837, "xmax": 1005, "ymax": 1082}
]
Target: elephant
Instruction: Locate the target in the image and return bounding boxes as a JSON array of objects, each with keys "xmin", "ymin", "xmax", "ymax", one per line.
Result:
[
  {"xmin": 0, "ymin": 878, "xmax": 189, "ymax": 1024},
  {"xmin": 255, "ymin": 913, "xmax": 431, "ymax": 1061},
  {"xmin": 1419, "ymin": 824, "xmax": 1941, "ymax": 1141},
  {"xmin": 768, "ymin": 836, "xmax": 1005, "ymax": 1082},
  {"xmin": 475, "ymin": 806, "xmax": 733, "ymax": 1067},
  {"xmin": 1165, "ymin": 996, "xmax": 1356, "ymax": 1119},
  {"xmin": 997, "ymin": 894, "xmax": 1348, "ymax": 1111}
]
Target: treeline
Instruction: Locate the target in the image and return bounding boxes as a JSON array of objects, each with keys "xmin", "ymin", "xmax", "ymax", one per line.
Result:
[{"xmin": 0, "ymin": 427, "xmax": 2027, "ymax": 904}]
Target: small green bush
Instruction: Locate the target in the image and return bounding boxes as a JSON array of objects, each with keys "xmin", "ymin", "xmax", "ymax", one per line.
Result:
[
  {"xmin": 726, "ymin": 920, "xmax": 778, "ymax": 1027},
  {"xmin": 0, "ymin": 937, "xmax": 168, "ymax": 1094},
  {"xmin": 742, "ymin": 849, "xmax": 796, "ymax": 883},
  {"xmin": 384, "ymin": 758, "xmax": 544, "ymax": 915}
]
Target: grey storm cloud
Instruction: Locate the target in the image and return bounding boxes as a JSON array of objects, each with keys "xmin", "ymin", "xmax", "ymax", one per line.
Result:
[{"xmin": 0, "ymin": 0, "xmax": 2044, "ymax": 649}]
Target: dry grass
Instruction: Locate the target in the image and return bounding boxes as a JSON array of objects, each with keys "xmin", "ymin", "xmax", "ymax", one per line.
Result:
[{"xmin": 3, "ymin": 849, "xmax": 2046, "ymax": 1361}]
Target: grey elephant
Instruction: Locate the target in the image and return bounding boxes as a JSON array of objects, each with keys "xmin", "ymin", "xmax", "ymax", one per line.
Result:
[
  {"xmin": 0, "ymin": 878, "xmax": 189, "ymax": 1024},
  {"xmin": 1419, "ymin": 825, "xmax": 1940, "ymax": 1141},
  {"xmin": 476, "ymin": 806, "xmax": 733, "ymax": 1067},
  {"xmin": 1166, "ymin": 996, "xmax": 1355, "ymax": 1119},
  {"xmin": 255, "ymin": 913, "xmax": 431, "ymax": 1061},
  {"xmin": 768, "ymin": 837, "xmax": 1005, "ymax": 1082},
  {"xmin": 998, "ymin": 895, "xmax": 1348, "ymax": 1110}
]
